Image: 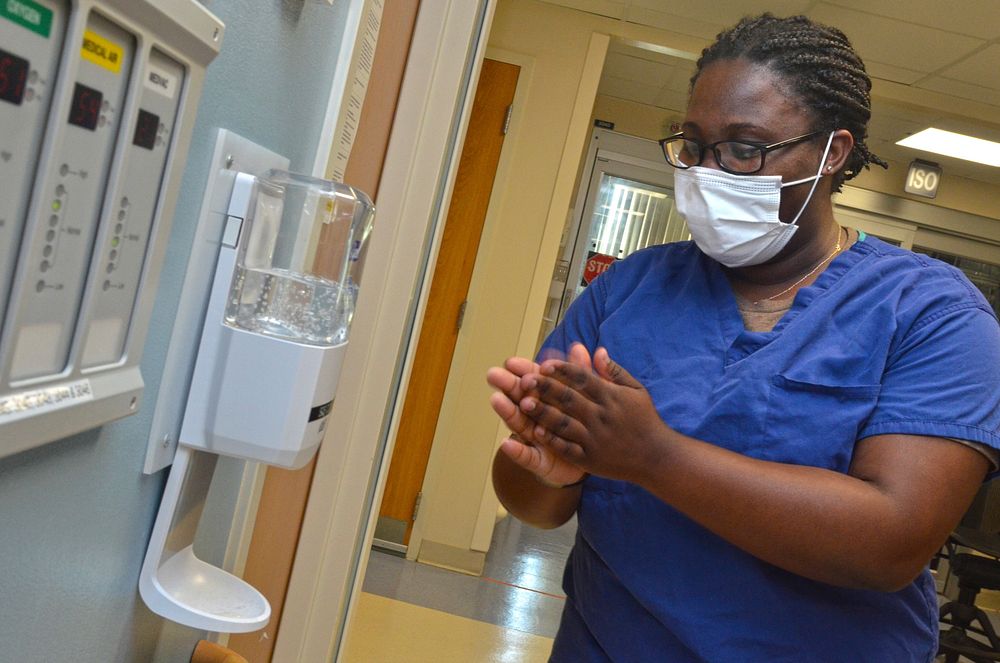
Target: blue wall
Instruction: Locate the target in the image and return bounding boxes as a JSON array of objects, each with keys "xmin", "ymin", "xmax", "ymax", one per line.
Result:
[{"xmin": 0, "ymin": 0, "xmax": 349, "ymax": 659}]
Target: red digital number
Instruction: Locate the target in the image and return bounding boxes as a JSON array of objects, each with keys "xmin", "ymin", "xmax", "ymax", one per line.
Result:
[
  {"xmin": 68, "ymin": 83, "xmax": 103, "ymax": 130},
  {"xmin": 74, "ymin": 90, "xmax": 96, "ymax": 123},
  {"xmin": 133, "ymin": 109, "xmax": 160, "ymax": 150},
  {"xmin": 0, "ymin": 52, "xmax": 29, "ymax": 105}
]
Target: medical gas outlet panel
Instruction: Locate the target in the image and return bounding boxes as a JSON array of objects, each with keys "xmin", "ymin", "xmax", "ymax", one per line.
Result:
[{"xmin": 0, "ymin": 0, "xmax": 223, "ymax": 457}]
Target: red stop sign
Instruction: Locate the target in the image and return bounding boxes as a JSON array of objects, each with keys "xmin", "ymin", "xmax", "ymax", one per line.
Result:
[{"xmin": 583, "ymin": 252, "xmax": 616, "ymax": 285}]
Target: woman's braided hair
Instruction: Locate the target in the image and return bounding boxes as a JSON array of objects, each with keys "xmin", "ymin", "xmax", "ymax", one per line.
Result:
[{"xmin": 692, "ymin": 13, "xmax": 888, "ymax": 191}]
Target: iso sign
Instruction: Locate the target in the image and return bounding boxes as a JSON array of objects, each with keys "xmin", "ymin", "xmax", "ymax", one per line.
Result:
[{"xmin": 904, "ymin": 160, "xmax": 942, "ymax": 199}]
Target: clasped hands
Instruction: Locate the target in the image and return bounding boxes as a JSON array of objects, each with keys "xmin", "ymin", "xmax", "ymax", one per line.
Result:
[{"xmin": 486, "ymin": 342, "xmax": 670, "ymax": 487}]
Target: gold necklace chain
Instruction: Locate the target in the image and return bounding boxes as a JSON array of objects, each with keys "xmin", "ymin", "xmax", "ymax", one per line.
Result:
[{"xmin": 753, "ymin": 227, "xmax": 846, "ymax": 304}]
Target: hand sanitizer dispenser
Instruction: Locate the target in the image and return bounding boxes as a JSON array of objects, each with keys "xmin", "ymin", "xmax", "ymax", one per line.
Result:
[
  {"xmin": 139, "ymin": 170, "xmax": 373, "ymax": 632},
  {"xmin": 181, "ymin": 170, "xmax": 371, "ymax": 468}
]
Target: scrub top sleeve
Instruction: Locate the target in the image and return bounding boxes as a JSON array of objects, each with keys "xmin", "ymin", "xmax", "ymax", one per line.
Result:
[
  {"xmin": 537, "ymin": 265, "xmax": 611, "ymax": 361},
  {"xmin": 860, "ymin": 303, "xmax": 1000, "ymax": 453}
]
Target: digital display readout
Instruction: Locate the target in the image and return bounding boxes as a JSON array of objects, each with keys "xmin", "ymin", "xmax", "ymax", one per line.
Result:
[
  {"xmin": 133, "ymin": 109, "xmax": 159, "ymax": 150},
  {"xmin": 68, "ymin": 82, "xmax": 103, "ymax": 131},
  {"xmin": 0, "ymin": 48, "xmax": 30, "ymax": 106}
]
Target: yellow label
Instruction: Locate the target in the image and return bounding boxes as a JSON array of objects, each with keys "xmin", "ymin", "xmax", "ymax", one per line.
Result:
[{"xmin": 80, "ymin": 30, "xmax": 123, "ymax": 74}]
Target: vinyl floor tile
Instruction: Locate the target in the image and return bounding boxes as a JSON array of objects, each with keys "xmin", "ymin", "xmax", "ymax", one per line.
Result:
[
  {"xmin": 483, "ymin": 516, "xmax": 575, "ymax": 598},
  {"xmin": 362, "ymin": 515, "xmax": 576, "ymax": 638},
  {"xmin": 363, "ymin": 549, "xmax": 565, "ymax": 637},
  {"xmin": 342, "ymin": 592, "xmax": 554, "ymax": 663}
]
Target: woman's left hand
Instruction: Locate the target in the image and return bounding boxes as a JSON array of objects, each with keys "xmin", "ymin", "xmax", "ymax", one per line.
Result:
[{"xmin": 518, "ymin": 343, "xmax": 672, "ymax": 484}]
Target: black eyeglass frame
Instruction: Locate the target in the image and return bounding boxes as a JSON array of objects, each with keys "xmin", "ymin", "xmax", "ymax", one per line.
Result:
[{"xmin": 658, "ymin": 130, "xmax": 825, "ymax": 175}]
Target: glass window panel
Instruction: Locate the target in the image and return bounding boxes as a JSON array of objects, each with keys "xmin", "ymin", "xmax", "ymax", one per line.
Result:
[
  {"xmin": 571, "ymin": 175, "xmax": 687, "ymax": 304},
  {"xmin": 587, "ymin": 175, "xmax": 679, "ymax": 259}
]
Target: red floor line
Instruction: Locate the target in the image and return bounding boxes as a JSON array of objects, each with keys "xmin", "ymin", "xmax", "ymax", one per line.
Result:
[{"xmin": 481, "ymin": 575, "xmax": 566, "ymax": 600}]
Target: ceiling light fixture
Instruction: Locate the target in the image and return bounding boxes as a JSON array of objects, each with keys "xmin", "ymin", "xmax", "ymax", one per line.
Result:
[{"xmin": 896, "ymin": 128, "xmax": 1000, "ymax": 167}]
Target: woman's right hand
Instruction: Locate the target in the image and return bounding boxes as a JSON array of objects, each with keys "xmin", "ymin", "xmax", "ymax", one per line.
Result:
[{"xmin": 487, "ymin": 347, "xmax": 589, "ymax": 487}]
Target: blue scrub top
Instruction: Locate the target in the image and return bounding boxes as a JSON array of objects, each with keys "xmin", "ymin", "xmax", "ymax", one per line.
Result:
[{"xmin": 541, "ymin": 236, "xmax": 1000, "ymax": 662}]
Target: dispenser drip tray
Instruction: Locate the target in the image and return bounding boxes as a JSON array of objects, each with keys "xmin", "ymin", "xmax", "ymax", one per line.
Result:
[{"xmin": 153, "ymin": 545, "xmax": 270, "ymax": 632}]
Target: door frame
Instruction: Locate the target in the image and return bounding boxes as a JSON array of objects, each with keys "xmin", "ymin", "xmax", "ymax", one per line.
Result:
[
  {"xmin": 400, "ymin": 46, "xmax": 535, "ymax": 562},
  {"xmin": 271, "ymin": 1, "xmax": 498, "ymax": 660},
  {"xmin": 449, "ymin": 34, "xmax": 612, "ymax": 561},
  {"xmin": 374, "ymin": 55, "xmax": 525, "ymax": 560}
]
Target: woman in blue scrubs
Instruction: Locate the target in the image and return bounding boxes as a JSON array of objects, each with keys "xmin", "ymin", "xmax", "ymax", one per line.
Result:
[{"xmin": 488, "ymin": 14, "xmax": 1000, "ymax": 663}]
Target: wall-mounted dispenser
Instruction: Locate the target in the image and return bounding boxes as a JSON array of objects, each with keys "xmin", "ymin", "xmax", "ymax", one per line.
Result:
[{"xmin": 139, "ymin": 169, "xmax": 374, "ymax": 632}]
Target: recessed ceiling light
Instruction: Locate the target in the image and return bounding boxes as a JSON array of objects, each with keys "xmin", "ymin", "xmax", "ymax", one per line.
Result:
[{"xmin": 897, "ymin": 128, "xmax": 1000, "ymax": 167}]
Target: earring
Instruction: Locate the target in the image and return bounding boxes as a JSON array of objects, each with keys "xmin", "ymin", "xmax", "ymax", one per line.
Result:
[{"xmin": 826, "ymin": 165, "xmax": 832, "ymax": 171}]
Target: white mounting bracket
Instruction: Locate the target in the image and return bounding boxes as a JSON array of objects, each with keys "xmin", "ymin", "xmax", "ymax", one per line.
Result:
[{"xmin": 143, "ymin": 129, "xmax": 289, "ymax": 474}]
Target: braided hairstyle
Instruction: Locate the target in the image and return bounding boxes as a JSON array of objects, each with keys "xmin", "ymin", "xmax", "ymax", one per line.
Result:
[{"xmin": 692, "ymin": 13, "xmax": 888, "ymax": 191}]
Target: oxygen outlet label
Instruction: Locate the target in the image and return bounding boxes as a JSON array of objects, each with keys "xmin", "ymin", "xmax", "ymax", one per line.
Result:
[
  {"xmin": 0, "ymin": 379, "xmax": 93, "ymax": 423},
  {"xmin": 1, "ymin": 0, "xmax": 53, "ymax": 37},
  {"xmin": 81, "ymin": 29, "xmax": 123, "ymax": 73}
]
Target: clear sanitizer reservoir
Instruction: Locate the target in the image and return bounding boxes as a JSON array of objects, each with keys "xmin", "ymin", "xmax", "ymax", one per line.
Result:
[
  {"xmin": 225, "ymin": 170, "xmax": 373, "ymax": 347},
  {"xmin": 179, "ymin": 170, "xmax": 374, "ymax": 469}
]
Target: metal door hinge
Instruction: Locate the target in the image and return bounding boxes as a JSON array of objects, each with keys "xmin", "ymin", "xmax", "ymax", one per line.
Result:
[
  {"xmin": 455, "ymin": 299, "xmax": 468, "ymax": 333},
  {"xmin": 503, "ymin": 104, "xmax": 513, "ymax": 135},
  {"xmin": 412, "ymin": 491, "xmax": 423, "ymax": 521}
]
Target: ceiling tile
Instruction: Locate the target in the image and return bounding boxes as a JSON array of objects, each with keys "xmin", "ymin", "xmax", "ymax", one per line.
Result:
[
  {"xmin": 808, "ymin": 4, "xmax": 984, "ymax": 73},
  {"xmin": 661, "ymin": 65, "xmax": 695, "ymax": 93},
  {"xmin": 901, "ymin": 113, "xmax": 1000, "ymax": 145},
  {"xmin": 606, "ymin": 42, "xmax": 696, "ymax": 92},
  {"xmin": 865, "ymin": 61, "xmax": 926, "ymax": 85},
  {"xmin": 821, "ymin": 0, "xmax": 1000, "ymax": 39},
  {"xmin": 917, "ymin": 77, "xmax": 1000, "ymax": 109},
  {"xmin": 626, "ymin": 0, "xmax": 814, "ymax": 27},
  {"xmin": 871, "ymin": 98, "xmax": 948, "ymax": 127},
  {"xmin": 652, "ymin": 87, "xmax": 690, "ymax": 112},
  {"xmin": 938, "ymin": 44, "xmax": 1000, "ymax": 90},
  {"xmin": 943, "ymin": 119, "xmax": 1000, "ymax": 145},
  {"xmin": 536, "ymin": 0, "xmax": 625, "ymax": 19},
  {"xmin": 609, "ymin": 40, "xmax": 695, "ymax": 66},
  {"xmin": 603, "ymin": 52, "xmax": 679, "ymax": 86},
  {"xmin": 598, "ymin": 76, "xmax": 662, "ymax": 106},
  {"xmin": 867, "ymin": 112, "xmax": 928, "ymax": 143},
  {"xmin": 623, "ymin": 6, "xmax": 721, "ymax": 40}
]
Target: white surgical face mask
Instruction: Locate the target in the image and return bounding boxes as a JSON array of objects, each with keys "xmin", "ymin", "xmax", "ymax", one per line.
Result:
[{"xmin": 673, "ymin": 131, "xmax": 835, "ymax": 268}]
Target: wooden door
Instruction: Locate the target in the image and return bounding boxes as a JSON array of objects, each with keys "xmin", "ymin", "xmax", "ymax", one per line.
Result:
[{"xmin": 377, "ymin": 58, "xmax": 520, "ymax": 546}]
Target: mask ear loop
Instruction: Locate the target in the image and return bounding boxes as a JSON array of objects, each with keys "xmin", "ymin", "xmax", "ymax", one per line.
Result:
[{"xmin": 783, "ymin": 131, "xmax": 836, "ymax": 226}]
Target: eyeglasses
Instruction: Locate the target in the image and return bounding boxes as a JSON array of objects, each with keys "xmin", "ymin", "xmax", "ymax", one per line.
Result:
[{"xmin": 658, "ymin": 131, "xmax": 823, "ymax": 175}]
